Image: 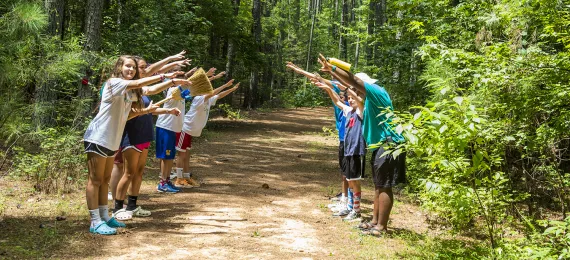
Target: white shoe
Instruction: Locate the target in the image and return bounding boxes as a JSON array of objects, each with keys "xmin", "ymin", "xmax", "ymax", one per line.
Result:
[{"xmin": 108, "ymin": 192, "xmax": 113, "ymax": 201}]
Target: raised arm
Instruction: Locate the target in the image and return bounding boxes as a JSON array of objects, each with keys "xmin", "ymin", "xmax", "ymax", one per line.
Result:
[
  {"xmin": 128, "ymin": 101, "xmax": 160, "ymax": 120},
  {"xmin": 217, "ymin": 83, "xmax": 240, "ymax": 99},
  {"xmin": 208, "ymin": 79, "xmax": 235, "ymax": 97},
  {"xmin": 157, "ymin": 59, "xmax": 191, "ymax": 74},
  {"xmin": 145, "ymin": 50, "xmax": 187, "ymax": 75},
  {"xmin": 209, "ymin": 71, "xmax": 226, "ymax": 81},
  {"xmin": 142, "ymin": 78, "xmax": 192, "ymax": 96},
  {"xmin": 126, "ymin": 71, "xmax": 184, "ymax": 90},
  {"xmin": 318, "ymin": 54, "xmax": 366, "ymax": 95},
  {"xmin": 311, "ymin": 79, "xmax": 349, "ymax": 110},
  {"xmin": 286, "ymin": 62, "xmax": 316, "ymax": 79}
]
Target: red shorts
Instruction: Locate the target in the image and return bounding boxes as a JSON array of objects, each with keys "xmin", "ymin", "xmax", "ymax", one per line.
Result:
[
  {"xmin": 175, "ymin": 132, "xmax": 192, "ymax": 151},
  {"xmin": 114, "ymin": 142, "xmax": 151, "ymax": 164}
]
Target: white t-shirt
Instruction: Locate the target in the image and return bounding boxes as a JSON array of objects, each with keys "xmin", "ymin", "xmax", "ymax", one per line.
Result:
[
  {"xmin": 182, "ymin": 95, "xmax": 219, "ymax": 136},
  {"xmin": 84, "ymin": 78, "xmax": 134, "ymax": 151},
  {"xmin": 155, "ymin": 87, "xmax": 185, "ymax": 132}
]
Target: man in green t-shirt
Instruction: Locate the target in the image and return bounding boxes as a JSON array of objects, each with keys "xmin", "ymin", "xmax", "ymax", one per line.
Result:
[{"xmin": 318, "ymin": 54, "xmax": 406, "ymax": 236}]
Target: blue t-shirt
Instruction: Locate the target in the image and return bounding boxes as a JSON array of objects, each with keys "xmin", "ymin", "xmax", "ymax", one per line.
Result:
[
  {"xmin": 121, "ymin": 95, "xmax": 154, "ymax": 147},
  {"xmin": 363, "ymin": 82, "xmax": 405, "ymax": 147},
  {"xmin": 344, "ymin": 108, "xmax": 366, "ymax": 156},
  {"xmin": 332, "ymin": 84, "xmax": 346, "ymax": 142}
]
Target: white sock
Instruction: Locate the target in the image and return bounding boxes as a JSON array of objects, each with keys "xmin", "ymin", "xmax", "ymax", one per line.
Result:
[
  {"xmin": 175, "ymin": 168, "xmax": 183, "ymax": 178},
  {"xmin": 89, "ymin": 209, "xmax": 103, "ymax": 228},
  {"xmin": 183, "ymin": 172, "xmax": 191, "ymax": 178},
  {"xmin": 98, "ymin": 205, "xmax": 111, "ymax": 222}
]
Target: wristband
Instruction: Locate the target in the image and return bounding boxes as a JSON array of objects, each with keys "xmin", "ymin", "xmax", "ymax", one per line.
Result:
[
  {"xmin": 160, "ymin": 74, "xmax": 165, "ymax": 81},
  {"xmin": 332, "ymin": 65, "xmax": 337, "ymax": 72}
]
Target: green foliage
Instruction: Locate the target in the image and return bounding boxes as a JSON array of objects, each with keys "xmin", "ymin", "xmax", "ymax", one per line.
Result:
[
  {"xmin": 11, "ymin": 127, "xmax": 85, "ymax": 193},
  {"xmin": 217, "ymin": 103, "xmax": 245, "ymax": 120}
]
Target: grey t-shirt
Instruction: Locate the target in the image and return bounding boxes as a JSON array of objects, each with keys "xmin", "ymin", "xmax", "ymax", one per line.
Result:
[{"xmin": 84, "ymin": 78, "xmax": 134, "ymax": 151}]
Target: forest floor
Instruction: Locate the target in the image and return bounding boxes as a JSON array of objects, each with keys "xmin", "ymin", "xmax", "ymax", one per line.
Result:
[{"xmin": 0, "ymin": 107, "xmax": 486, "ymax": 259}]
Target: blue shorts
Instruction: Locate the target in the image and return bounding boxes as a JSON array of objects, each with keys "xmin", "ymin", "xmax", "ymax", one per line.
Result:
[{"xmin": 155, "ymin": 127, "xmax": 177, "ymax": 160}]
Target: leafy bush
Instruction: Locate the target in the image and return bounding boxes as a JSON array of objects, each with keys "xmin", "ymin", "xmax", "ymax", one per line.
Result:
[{"xmin": 11, "ymin": 128, "xmax": 85, "ymax": 194}]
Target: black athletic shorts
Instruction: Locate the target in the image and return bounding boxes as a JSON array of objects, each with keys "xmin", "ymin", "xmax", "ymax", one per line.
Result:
[
  {"xmin": 343, "ymin": 155, "xmax": 365, "ymax": 181},
  {"xmin": 338, "ymin": 141, "xmax": 346, "ymax": 176},
  {"xmin": 371, "ymin": 143, "xmax": 407, "ymax": 188},
  {"xmin": 84, "ymin": 141, "xmax": 116, "ymax": 157}
]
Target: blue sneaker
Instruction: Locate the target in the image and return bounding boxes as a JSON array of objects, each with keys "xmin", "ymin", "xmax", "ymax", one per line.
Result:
[
  {"xmin": 157, "ymin": 182, "xmax": 179, "ymax": 193},
  {"xmin": 166, "ymin": 180, "xmax": 181, "ymax": 192}
]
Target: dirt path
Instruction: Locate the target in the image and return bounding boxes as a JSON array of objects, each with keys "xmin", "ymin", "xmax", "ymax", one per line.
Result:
[{"xmin": 0, "ymin": 107, "xmax": 430, "ymax": 259}]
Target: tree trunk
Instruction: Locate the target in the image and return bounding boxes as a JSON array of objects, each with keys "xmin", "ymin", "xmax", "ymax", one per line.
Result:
[
  {"xmin": 365, "ymin": 0, "xmax": 375, "ymax": 66},
  {"xmin": 46, "ymin": 0, "xmax": 65, "ymax": 39},
  {"xmin": 373, "ymin": 0, "xmax": 386, "ymax": 64},
  {"xmin": 305, "ymin": 0, "xmax": 318, "ymax": 71},
  {"xmin": 224, "ymin": 0, "xmax": 241, "ymax": 105},
  {"xmin": 35, "ymin": 0, "xmax": 65, "ymax": 128},
  {"xmin": 79, "ymin": 0, "xmax": 104, "ymax": 116},
  {"xmin": 245, "ymin": 0, "xmax": 262, "ymax": 109},
  {"xmin": 338, "ymin": 0, "xmax": 348, "ymax": 60}
]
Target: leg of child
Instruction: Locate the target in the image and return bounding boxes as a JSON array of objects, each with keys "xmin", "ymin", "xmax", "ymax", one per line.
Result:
[
  {"xmin": 115, "ymin": 149, "xmax": 140, "ymax": 212},
  {"xmin": 161, "ymin": 159, "xmax": 174, "ymax": 181},
  {"xmin": 127, "ymin": 149, "xmax": 149, "ymax": 212},
  {"xmin": 109, "ymin": 163, "xmax": 123, "ymax": 201},
  {"xmin": 352, "ymin": 180, "xmax": 362, "ymax": 213},
  {"xmin": 176, "ymin": 150, "xmax": 186, "ymax": 178},
  {"xmin": 98, "ymin": 157, "xmax": 115, "ymax": 222}
]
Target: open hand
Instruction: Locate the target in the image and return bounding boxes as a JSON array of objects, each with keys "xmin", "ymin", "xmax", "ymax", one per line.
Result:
[
  {"xmin": 318, "ymin": 53, "xmax": 332, "ymax": 73},
  {"xmin": 170, "ymin": 50, "xmax": 186, "ymax": 61},
  {"xmin": 146, "ymin": 101, "xmax": 160, "ymax": 113},
  {"xmin": 206, "ymin": 67, "xmax": 217, "ymax": 77},
  {"xmin": 174, "ymin": 79, "xmax": 192, "ymax": 87},
  {"xmin": 174, "ymin": 59, "xmax": 191, "ymax": 68}
]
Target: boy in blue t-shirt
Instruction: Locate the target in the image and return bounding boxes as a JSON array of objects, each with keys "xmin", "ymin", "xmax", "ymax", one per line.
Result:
[{"xmin": 317, "ymin": 54, "xmax": 406, "ymax": 236}]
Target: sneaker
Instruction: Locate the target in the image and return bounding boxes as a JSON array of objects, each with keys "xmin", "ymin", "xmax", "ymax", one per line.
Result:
[
  {"xmin": 108, "ymin": 192, "xmax": 113, "ymax": 201},
  {"xmin": 175, "ymin": 178, "xmax": 192, "ymax": 188},
  {"xmin": 157, "ymin": 182, "xmax": 179, "ymax": 193},
  {"xmin": 185, "ymin": 177, "xmax": 200, "ymax": 187},
  {"xmin": 330, "ymin": 202, "xmax": 346, "ymax": 212},
  {"xmin": 166, "ymin": 180, "xmax": 181, "ymax": 191},
  {"xmin": 343, "ymin": 210, "xmax": 361, "ymax": 222},
  {"xmin": 170, "ymin": 173, "xmax": 177, "ymax": 180},
  {"xmin": 333, "ymin": 209, "xmax": 350, "ymax": 217}
]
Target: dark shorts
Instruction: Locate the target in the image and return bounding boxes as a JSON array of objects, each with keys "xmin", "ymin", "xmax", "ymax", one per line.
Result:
[
  {"xmin": 371, "ymin": 145, "xmax": 407, "ymax": 188},
  {"xmin": 338, "ymin": 141, "xmax": 346, "ymax": 175},
  {"xmin": 343, "ymin": 155, "xmax": 365, "ymax": 181},
  {"xmin": 84, "ymin": 141, "xmax": 116, "ymax": 158}
]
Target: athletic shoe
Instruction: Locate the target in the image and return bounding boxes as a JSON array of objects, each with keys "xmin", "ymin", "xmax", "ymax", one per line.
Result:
[
  {"xmin": 157, "ymin": 182, "xmax": 179, "ymax": 193},
  {"xmin": 185, "ymin": 177, "xmax": 200, "ymax": 187},
  {"xmin": 330, "ymin": 202, "xmax": 347, "ymax": 212},
  {"xmin": 166, "ymin": 180, "xmax": 181, "ymax": 191},
  {"xmin": 175, "ymin": 178, "xmax": 192, "ymax": 188},
  {"xmin": 333, "ymin": 209, "xmax": 350, "ymax": 217},
  {"xmin": 343, "ymin": 210, "xmax": 361, "ymax": 222},
  {"xmin": 170, "ymin": 173, "xmax": 177, "ymax": 180}
]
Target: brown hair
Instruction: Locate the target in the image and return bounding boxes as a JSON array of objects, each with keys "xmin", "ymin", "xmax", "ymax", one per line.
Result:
[{"xmin": 108, "ymin": 55, "xmax": 144, "ymax": 110}]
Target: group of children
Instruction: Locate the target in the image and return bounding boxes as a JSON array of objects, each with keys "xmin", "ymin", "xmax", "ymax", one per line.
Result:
[
  {"xmin": 83, "ymin": 51, "xmax": 238, "ymax": 235},
  {"xmin": 287, "ymin": 54, "xmax": 407, "ymax": 236}
]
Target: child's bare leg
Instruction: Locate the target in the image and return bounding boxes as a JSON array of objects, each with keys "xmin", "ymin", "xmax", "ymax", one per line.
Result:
[
  {"xmin": 110, "ymin": 163, "xmax": 123, "ymax": 200},
  {"xmin": 115, "ymin": 149, "xmax": 140, "ymax": 212},
  {"xmin": 86, "ymin": 153, "xmax": 107, "ymax": 210},
  {"xmin": 161, "ymin": 159, "xmax": 173, "ymax": 180},
  {"xmin": 129, "ymin": 149, "xmax": 148, "ymax": 196},
  {"xmin": 371, "ymin": 188, "xmax": 380, "ymax": 225}
]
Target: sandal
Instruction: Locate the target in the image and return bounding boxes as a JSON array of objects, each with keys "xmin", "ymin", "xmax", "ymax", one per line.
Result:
[
  {"xmin": 357, "ymin": 222, "xmax": 377, "ymax": 230},
  {"xmin": 107, "ymin": 216, "xmax": 127, "ymax": 228},
  {"xmin": 132, "ymin": 206, "xmax": 151, "ymax": 217},
  {"xmin": 112, "ymin": 208, "xmax": 133, "ymax": 221},
  {"xmin": 89, "ymin": 222, "xmax": 117, "ymax": 235},
  {"xmin": 361, "ymin": 227, "xmax": 386, "ymax": 237}
]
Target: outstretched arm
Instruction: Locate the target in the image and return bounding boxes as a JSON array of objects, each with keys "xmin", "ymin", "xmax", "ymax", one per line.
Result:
[
  {"xmin": 311, "ymin": 79, "xmax": 349, "ymax": 110},
  {"xmin": 126, "ymin": 71, "xmax": 184, "ymax": 90},
  {"xmin": 286, "ymin": 62, "xmax": 316, "ymax": 79},
  {"xmin": 209, "ymin": 71, "xmax": 226, "ymax": 81},
  {"xmin": 208, "ymin": 79, "xmax": 235, "ymax": 97},
  {"xmin": 157, "ymin": 59, "xmax": 192, "ymax": 74},
  {"xmin": 145, "ymin": 50, "xmax": 187, "ymax": 75},
  {"xmin": 217, "ymin": 83, "xmax": 240, "ymax": 99},
  {"xmin": 152, "ymin": 107, "xmax": 181, "ymax": 116},
  {"xmin": 142, "ymin": 78, "xmax": 192, "ymax": 96},
  {"xmin": 128, "ymin": 101, "xmax": 160, "ymax": 120},
  {"xmin": 318, "ymin": 54, "xmax": 366, "ymax": 95}
]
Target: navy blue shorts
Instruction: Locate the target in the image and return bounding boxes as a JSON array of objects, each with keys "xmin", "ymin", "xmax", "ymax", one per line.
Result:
[{"xmin": 155, "ymin": 127, "xmax": 177, "ymax": 160}]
